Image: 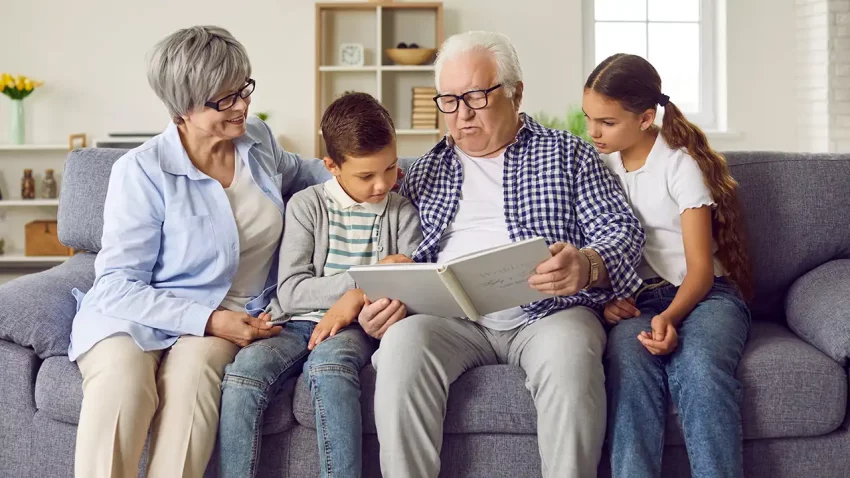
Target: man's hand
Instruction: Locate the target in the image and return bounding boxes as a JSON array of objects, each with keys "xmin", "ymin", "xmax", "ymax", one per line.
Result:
[
  {"xmin": 378, "ymin": 254, "xmax": 414, "ymax": 265},
  {"xmin": 205, "ymin": 310, "xmax": 282, "ymax": 347},
  {"xmin": 637, "ymin": 314, "xmax": 679, "ymax": 355},
  {"xmin": 358, "ymin": 296, "xmax": 407, "ymax": 339},
  {"xmin": 603, "ymin": 297, "xmax": 640, "ymax": 324},
  {"xmin": 309, "ymin": 289, "xmax": 365, "ymax": 350},
  {"xmin": 528, "ymin": 242, "xmax": 590, "ymax": 296}
]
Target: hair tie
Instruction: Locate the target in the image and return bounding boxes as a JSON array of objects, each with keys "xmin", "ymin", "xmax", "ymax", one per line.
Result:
[{"xmin": 658, "ymin": 94, "xmax": 670, "ymax": 107}]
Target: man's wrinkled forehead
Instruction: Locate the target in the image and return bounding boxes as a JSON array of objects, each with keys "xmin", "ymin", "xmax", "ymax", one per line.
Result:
[{"xmin": 438, "ymin": 51, "xmax": 497, "ymax": 94}]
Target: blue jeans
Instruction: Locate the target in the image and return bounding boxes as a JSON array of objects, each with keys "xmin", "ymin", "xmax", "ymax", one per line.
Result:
[
  {"xmin": 605, "ymin": 278, "xmax": 751, "ymax": 478},
  {"xmin": 218, "ymin": 320, "xmax": 376, "ymax": 478}
]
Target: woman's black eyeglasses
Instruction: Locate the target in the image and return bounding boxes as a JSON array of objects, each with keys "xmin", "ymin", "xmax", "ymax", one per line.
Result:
[{"xmin": 205, "ymin": 78, "xmax": 256, "ymax": 112}]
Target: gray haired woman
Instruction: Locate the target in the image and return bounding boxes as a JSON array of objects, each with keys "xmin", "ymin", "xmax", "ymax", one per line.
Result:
[{"xmin": 70, "ymin": 26, "xmax": 327, "ymax": 477}]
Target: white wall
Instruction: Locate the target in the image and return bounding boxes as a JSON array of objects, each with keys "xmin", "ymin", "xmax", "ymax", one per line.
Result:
[{"xmin": 0, "ymin": 0, "xmax": 800, "ymax": 158}]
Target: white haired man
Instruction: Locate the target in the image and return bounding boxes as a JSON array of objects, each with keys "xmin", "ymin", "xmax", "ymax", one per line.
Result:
[{"xmin": 358, "ymin": 31, "xmax": 645, "ymax": 477}]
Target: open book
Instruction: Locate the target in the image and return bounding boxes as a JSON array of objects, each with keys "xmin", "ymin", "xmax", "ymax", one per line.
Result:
[{"xmin": 348, "ymin": 237, "xmax": 552, "ymax": 321}]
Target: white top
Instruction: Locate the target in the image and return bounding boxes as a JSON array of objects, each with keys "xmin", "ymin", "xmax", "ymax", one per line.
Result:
[
  {"xmin": 219, "ymin": 150, "xmax": 284, "ymax": 312},
  {"xmin": 437, "ymin": 147, "xmax": 528, "ymax": 330},
  {"xmin": 601, "ymin": 134, "xmax": 725, "ymax": 286}
]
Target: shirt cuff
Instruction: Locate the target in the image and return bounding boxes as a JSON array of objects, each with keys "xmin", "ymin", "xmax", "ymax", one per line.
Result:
[
  {"xmin": 185, "ymin": 303, "xmax": 216, "ymax": 337},
  {"xmin": 584, "ymin": 240, "xmax": 643, "ymax": 302}
]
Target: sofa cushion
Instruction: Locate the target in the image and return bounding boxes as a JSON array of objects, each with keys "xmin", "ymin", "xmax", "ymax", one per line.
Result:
[
  {"xmin": 58, "ymin": 148, "xmax": 126, "ymax": 253},
  {"xmin": 293, "ymin": 364, "xmax": 538, "ymax": 435},
  {"xmin": 0, "ymin": 252, "xmax": 96, "ymax": 358},
  {"xmin": 291, "ymin": 323, "xmax": 846, "ymax": 441},
  {"xmin": 35, "ymin": 356, "xmax": 83, "ymax": 424},
  {"xmin": 725, "ymin": 152, "xmax": 850, "ymax": 322},
  {"xmin": 785, "ymin": 259, "xmax": 850, "ymax": 367}
]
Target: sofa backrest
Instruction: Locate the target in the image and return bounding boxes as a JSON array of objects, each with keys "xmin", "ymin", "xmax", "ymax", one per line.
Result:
[
  {"xmin": 58, "ymin": 149, "xmax": 850, "ymax": 323},
  {"xmin": 725, "ymin": 152, "xmax": 850, "ymax": 322}
]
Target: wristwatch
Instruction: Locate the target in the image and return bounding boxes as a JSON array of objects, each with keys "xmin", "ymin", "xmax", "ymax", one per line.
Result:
[{"xmin": 579, "ymin": 248, "xmax": 600, "ymax": 290}]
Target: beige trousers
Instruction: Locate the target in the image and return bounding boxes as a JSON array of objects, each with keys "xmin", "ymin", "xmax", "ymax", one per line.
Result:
[{"xmin": 74, "ymin": 334, "xmax": 239, "ymax": 478}]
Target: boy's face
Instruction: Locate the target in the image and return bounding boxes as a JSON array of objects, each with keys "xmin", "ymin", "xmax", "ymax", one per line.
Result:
[{"xmin": 324, "ymin": 143, "xmax": 398, "ymax": 204}]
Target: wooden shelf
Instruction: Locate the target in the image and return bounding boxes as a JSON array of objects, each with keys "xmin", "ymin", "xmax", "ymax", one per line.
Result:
[
  {"xmin": 319, "ymin": 128, "xmax": 439, "ymax": 136},
  {"xmin": 0, "ymin": 199, "xmax": 60, "ymax": 207},
  {"xmin": 0, "ymin": 253, "xmax": 71, "ymax": 266},
  {"xmin": 319, "ymin": 65, "xmax": 380, "ymax": 72},
  {"xmin": 0, "ymin": 144, "xmax": 69, "ymax": 151},
  {"xmin": 381, "ymin": 65, "xmax": 435, "ymax": 71}
]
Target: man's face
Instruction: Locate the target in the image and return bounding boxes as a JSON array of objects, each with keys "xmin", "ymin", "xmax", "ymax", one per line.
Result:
[{"xmin": 437, "ymin": 50, "xmax": 523, "ymax": 157}]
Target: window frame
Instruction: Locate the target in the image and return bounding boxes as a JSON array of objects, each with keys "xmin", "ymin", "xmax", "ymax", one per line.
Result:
[{"xmin": 582, "ymin": 0, "xmax": 716, "ymax": 129}]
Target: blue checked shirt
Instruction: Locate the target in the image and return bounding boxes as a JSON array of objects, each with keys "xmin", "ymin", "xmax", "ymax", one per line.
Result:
[{"xmin": 399, "ymin": 114, "xmax": 645, "ymax": 324}]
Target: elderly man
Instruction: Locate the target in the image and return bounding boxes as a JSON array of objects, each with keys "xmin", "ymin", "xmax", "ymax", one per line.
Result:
[{"xmin": 358, "ymin": 31, "xmax": 645, "ymax": 477}]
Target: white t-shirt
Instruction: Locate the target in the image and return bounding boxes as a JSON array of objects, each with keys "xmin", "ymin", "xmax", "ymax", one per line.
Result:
[
  {"xmin": 219, "ymin": 150, "xmax": 284, "ymax": 312},
  {"xmin": 437, "ymin": 146, "xmax": 528, "ymax": 330},
  {"xmin": 601, "ymin": 134, "xmax": 725, "ymax": 286}
]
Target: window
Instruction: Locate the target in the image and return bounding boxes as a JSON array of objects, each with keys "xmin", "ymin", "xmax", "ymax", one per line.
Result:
[{"xmin": 584, "ymin": 0, "xmax": 717, "ymax": 128}]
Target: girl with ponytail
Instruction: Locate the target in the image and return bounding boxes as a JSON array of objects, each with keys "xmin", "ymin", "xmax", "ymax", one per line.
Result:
[{"xmin": 583, "ymin": 53, "xmax": 752, "ymax": 478}]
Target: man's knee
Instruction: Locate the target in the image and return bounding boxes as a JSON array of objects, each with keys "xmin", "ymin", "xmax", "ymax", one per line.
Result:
[{"xmin": 374, "ymin": 315, "xmax": 442, "ymax": 366}]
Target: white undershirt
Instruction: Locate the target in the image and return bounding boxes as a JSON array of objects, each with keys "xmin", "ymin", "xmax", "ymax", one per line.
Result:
[
  {"xmin": 219, "ymin": 150, "xmax": 283, "ymax": 312},
  {"xmin": 601, "ymin": 134, "xmax": 725, "ymax": 286},
  {"xmin": 437, "ymin": 146, "xmax": 528, "ymax": 330}
]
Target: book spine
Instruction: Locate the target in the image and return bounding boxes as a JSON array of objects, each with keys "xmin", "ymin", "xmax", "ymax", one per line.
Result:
[{"xmin": 436, "ymin": 267, "xmax": 481, "ymax": 321}]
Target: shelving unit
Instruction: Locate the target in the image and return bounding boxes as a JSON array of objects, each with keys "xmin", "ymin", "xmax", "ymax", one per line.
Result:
[
  {"xmin": 0, "ymin": 144, "xmax": 71, "ymax": 277},
  {"xmin": 315, "ymin": 1, "xmax": 444, "ymax": 159}
]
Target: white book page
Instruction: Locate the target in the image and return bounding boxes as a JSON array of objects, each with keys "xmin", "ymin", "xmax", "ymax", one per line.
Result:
[
  {"xmin": 348, "ymin": 265, "xmax": 467, "ymax": 318},
  {"xmin": 447, "ymin": 237, "xmax": 552, "ymax": 315}
]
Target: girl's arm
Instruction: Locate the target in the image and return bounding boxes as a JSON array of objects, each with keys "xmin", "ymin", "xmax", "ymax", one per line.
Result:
[{"xmin": 659, "ymin": 206, "xmax": 715, "ymax": 326}]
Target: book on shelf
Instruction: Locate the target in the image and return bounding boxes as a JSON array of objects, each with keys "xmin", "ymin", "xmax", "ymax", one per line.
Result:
[{"xmin": 412, "ymin": 87, "xmax": 437, "ymax": 95}]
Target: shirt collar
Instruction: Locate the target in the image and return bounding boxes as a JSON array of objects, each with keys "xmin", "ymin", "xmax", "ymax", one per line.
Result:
[
  {"xmin": 324, "ymin": 177, "xmax": 388, "ymax": 215},
  {"xmin": 158, "ymin": 121, "xmax": 261, "ymax": 179}
]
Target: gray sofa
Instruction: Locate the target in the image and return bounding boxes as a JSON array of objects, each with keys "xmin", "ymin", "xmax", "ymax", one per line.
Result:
[{"xmin": 1, "ymin": 148, "xmax": 849, "ymax": 478}]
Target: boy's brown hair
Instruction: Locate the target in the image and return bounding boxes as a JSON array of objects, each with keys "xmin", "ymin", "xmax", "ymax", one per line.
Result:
[{"xmin": 320, "ymin": 92, "xmax": 395, "ymax": 165}]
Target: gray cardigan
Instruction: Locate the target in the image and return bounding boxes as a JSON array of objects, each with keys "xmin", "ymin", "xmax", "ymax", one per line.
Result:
[{"xmin": 267, "ymin": 184, "xmax": 423, "ymax": 319}]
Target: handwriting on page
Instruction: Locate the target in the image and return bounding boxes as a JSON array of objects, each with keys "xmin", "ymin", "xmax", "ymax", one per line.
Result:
[{"xmin": 477, "ymin": 260, "xmax": 539, "ymax": 289}]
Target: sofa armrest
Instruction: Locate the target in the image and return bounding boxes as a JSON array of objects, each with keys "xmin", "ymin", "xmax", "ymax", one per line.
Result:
[
  {"xmin": 785, "ymin": 259, "xmax": 850, "ymax": 366},
  {"xmin": 0, "ymin": 253, "xmax": 96, "ymax": 359}
]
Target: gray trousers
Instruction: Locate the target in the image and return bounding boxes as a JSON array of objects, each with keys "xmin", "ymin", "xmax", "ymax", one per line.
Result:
[{"xmin": 372, "ymin": 307, "xmax": 607, "ymax": 478}]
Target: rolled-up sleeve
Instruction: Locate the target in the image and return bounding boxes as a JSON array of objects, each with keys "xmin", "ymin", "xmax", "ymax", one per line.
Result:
[
  {"xmin": 572, "ymin": 140, "xmax": 645, "ymax": 303},
  {"xmin": 84, "ymin": 155, "xmax": 213, "ymax": 336}
]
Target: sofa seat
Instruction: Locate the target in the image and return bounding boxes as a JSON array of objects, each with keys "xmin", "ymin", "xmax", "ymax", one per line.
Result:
[{"xmin": 290, "ymin": 322, "xmax": 847, "ymax": 443}]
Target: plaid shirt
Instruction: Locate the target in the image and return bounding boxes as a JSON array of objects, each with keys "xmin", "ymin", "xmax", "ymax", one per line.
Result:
[{"xmin": 399, "ymin": 114, "xmax": 645, "ymax": 323}]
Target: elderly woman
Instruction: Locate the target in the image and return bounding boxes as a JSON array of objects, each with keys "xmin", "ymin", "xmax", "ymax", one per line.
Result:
[{"xmin": 69, "ymin": 26, "xmax": 327, "ymax": 477}]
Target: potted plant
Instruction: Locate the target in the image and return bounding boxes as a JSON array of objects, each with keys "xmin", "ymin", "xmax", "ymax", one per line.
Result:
[{"xmin": 533, "ymin": 107, "xmax": 590, "ymax": 142}]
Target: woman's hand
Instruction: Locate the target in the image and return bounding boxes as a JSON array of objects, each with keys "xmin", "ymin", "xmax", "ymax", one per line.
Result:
[
  {"xmin": 205, "ymin": 310, "xmax": 282, "ymax": 347},
  {"xmin": 358, "ymin": 296, "xmax": 407, "ymax": 339},
  {"xmin": 309, "ymin": 289, "xmax": 366, "ymax": 350},
  {"xmin": 602, "ymin": 297, "xmax": 640, "ymax": 324}
]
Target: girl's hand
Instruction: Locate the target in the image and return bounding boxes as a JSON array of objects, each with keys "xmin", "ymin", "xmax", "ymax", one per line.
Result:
[
  {"xmin": 638, "ymin": 314, "xmax": 679, "ymax": 355},
  {"xmin": 602, "ymin": 297, "xmax": 640, "ymax": 324}
]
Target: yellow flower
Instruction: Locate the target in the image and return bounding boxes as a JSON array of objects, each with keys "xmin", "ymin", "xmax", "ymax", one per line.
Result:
[
  {"xmin": 32, "ymin": 80, "xmax": 44, "ymax": 88},
  {"xmin": 15, "ymin": 78, "xmax": 25, "ymax": 91},
  {"xmin": 24, "ymin": 79, "xmax": 33, "ymax": 91}
]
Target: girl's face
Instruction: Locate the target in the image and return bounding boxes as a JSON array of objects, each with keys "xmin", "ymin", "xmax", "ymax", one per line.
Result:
[{"xmin": 582, "ymin": 89, "xmax": 655, "ymax": 155}]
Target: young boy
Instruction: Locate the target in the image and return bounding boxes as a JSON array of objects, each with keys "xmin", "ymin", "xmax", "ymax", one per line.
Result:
[{"xmin": 217, "ymin": 92, "xmax": 422, "ymax": 478}]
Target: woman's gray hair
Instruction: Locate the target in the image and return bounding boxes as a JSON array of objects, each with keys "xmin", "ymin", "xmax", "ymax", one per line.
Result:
[
  {"xmin": 147, "ymin": 26, "xmax": 251, "ymax": 123},
  {"xmin": 434, "ymin": 31, "xmax": 523, "ymax": 98}
]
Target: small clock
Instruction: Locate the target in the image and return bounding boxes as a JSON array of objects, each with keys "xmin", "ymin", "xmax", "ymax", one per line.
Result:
[{"xmin": 339, "ymin": 43, "xmax": 365, "ymax": 67}]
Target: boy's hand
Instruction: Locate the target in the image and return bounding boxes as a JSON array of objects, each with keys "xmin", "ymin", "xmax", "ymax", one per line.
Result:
[
  {"xmin": 359, "ymin": 296, "xmax": 407, "ymax": 339},
  {"xmin": 378, "ymin": 254, "xmax": 414, "ymax": 265},
  {"xmin": 603, "ymin": 297, "xmax": 640, "ymax": 324},
  {"xmin": 309, "ymin": 289, "xmax": 365, "ymax": 350},
  {"xmin": 637, "ymin": 314, "xmax": 679, "ymax": 355}
]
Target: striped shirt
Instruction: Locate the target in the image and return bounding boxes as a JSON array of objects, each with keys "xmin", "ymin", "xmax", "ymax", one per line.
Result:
[{"xmin": 292, "ymin": 177, "xmax": 387, "ymax": 321}]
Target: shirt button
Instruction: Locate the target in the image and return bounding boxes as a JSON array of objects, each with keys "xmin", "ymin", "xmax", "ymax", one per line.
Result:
[
  {"xmin": 208, "ymin": 300, "xmax": 216, "ymax": 306},
  {"xmin": 232, "ymin": 244, "xmax": 238, "ymax": 251},
  {"xmin": 377, "ymin": 246, "xmax": 384, "ymax": 252}
]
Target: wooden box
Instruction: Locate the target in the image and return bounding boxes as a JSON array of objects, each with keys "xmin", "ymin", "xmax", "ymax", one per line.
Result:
[{"xmin": 25, "ymin": 220, "xmax": 74, "ymax": 257}]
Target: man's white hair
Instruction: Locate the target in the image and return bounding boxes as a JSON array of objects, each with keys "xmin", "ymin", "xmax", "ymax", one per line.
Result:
[{"xmin": 434, "ymin": 31, "xmax": 523, "ymax": 98}]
